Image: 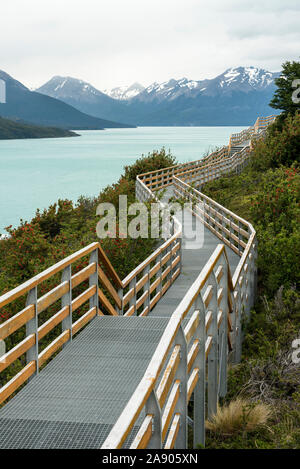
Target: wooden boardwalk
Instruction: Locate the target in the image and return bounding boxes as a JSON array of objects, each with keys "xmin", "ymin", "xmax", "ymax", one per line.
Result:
[
  {"xmin": 0, "ymin": 115, "xmax": 276, "ymax": 449},
  {"xmin": 0, "ymin": 186, "xmax": 239, "ymax": 449}
]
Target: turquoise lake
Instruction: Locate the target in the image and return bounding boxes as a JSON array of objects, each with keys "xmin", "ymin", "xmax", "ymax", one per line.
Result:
[{"xmin": 0, "ymin": 126, "xmax": 246, "ymax": 234}]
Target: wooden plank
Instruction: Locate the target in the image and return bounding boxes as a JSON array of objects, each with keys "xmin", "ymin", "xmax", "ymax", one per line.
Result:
[
  {"xmin": 161, "ymin": 279, "xmax": 171, "ymax": 295},
  {"xmin": 98, "ymin": 289, "xmax": 118, "ymax": 316},
  {"xmin": 149, "ymin": 261, "xmax": 160, "ymax": 279},
  {"xmin": 161, "ymin": 380, "xmax": 180, "ymax": 441},
  {"xmin": 215, "ymin": 265, "xmax": 223, "ymax": 283},
  {"xmin": 38, "ymin": 306, "xmax": 70, "ymax": 340},
  {"xmin": 205, "ymin": 336, "xmax": 213, "ymax": 359},
  {"xmin": 98, "ymin": 266, "xmax": 121, "ymax": 309},
  {"xmin": 130, "ymin": 415, "xmax": 153, "ymax": 449},
  {"xmin": 205, "ymin": 311, "xmax": 213, "ymax": 332},
  {"xmin": 97, "ymin": 244, "xmax": 123, "ymax": 289},
  {"xmin": 140, "ymin": 305, "xmax": 150, "ymax": 317},
  {"xmin": 187, "ymin": 368, "xmax": 199, "ymax": 402},
  {"xmin": 38, "ymin": 330, "xmax": 70, "ymax": 367},
  {"xmin": 72, "ymin": 285, "xmax": 96, "ymax": 312},
  {"xmin": 164, "ymin": 413, "xmax": 180, "ymax": 449},
  {"xmin": 72, "ymin": 306, "xmax": 97, "ymax": 335},
  {"xmin": 217, "ymin": 287, "xmax": 223, "ymax": 306},
  {"xmin": 0, "ymin": 361, "xmax": 36, "ymax": 405},
  {"xmin": 72, "ymin": 263, "xmax": 96, "ymax": 289},
  {"xmin": 184, "ymin": 310, "xmax": 200, "ymax": 344},
  {"xmin": 157, "ymin": 345, "xmax": 181, "ymax": 408},
  {"xmin": 149, "ymin": 292, "xmax": 161, "ymax": 311},
  {"xmin": 187, "ymin": 339, "xmax": 200, "ymax": 373},
  {"xmin": 149, "ymin": 277, "xmax": 160, "ymax": 295},
  {"xmin": 37, "ymin": 281, "xmax": 69, "ymax": 314},
  {"xmin": 124, "ymin": 305, "xmax": 135, "ymax": 317},
  {"xmin": 123, "ymin": 286, "xmax": 135, "ymax": 307},
  {"xmin": 0, "ymin": 304, "xmax": 35, "ymax": 340},
  {"xmin": 203, "ymin": 285, "xmax": 213, "ymax": 308},
  {"xmin": 0, "ymin": 334, "xmax": 35, "ymax": 372},
  {"xmin": 217, "ymin": 310, "xmax": 223, "ymax": 329},
  {"xmin": 136, "ymin": 291, "xmax": 148, "ymax": 310},
  {"xmin": 136, "ymin": 273, "xmax": 148, "ymax": 294},
  {"xmin": 162, "ymin": 265, "xmax": 171, "ymax": 282},
  {"xmin": 171, "ymin": 267, "xmax": 180, "ymax": 283}
]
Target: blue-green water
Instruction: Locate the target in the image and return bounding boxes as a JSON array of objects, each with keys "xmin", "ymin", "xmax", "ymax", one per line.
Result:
[{"xmin": 0, "ymin": 126, "xmax": 246, "ymax": 234}]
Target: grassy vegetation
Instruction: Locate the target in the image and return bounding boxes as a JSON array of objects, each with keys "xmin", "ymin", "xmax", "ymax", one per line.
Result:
[
  {"xmin": 202, "ymin": 112, "xmax": 300, "ymax": 449},
  {"xmin": 0, "ymin": 116, "xmax": 78, "ymax": 139}
]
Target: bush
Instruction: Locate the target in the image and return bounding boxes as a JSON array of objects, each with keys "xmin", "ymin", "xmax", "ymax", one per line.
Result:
[
  {"xmin": 123, "ymin": 148, "xmax": 177, "ymax": 183},
  {"xmin": 206, "ymin": 399, "xmax": 271, "ymax": 436},
  {"xmin": 251, "ymin": 113, "xmax": 300, "ymax": 170}
]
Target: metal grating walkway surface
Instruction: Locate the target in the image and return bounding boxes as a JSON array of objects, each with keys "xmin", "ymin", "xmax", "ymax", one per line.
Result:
[
  {"xmin": 149, "ymin": 186, "xmax": 240, "ymax": 319},
  {"xmin": 0, "ymin": 317, "xmax": 170, "ymax": 448}
]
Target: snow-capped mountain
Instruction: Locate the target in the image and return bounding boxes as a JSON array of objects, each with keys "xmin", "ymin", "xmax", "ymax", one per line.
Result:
[
  {"xmin": 130, "ymin": 67, "xmax": 279, "ymax": 103},
  {"xmin": 0, "ymin": 70, "xmax": 133, "ymax": 130},
  {"xmin": 36, "ymin": 76, "xmax": 134, "ymax": 125},
  {"xmin": 104, "ymin": 82, "xmax": 145, "ymax": 100},
  {"xmin": 36, "ymin": 67, "xmax": 280, "ymax": 126}
]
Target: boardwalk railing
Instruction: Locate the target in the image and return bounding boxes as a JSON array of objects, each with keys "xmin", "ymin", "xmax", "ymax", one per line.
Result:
[
  {"xmin": 0, "ymin": 215, "xmax": 182, "ymax": 405},
  {"xmin": 102, "ymin": 115, "xmax": 273, "ymax": 449},
  {"xmin": 0, "ymin": 114, "xmax": 275, "ymax": 447}
]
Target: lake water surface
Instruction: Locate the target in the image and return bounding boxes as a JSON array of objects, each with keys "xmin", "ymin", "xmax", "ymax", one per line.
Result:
[{"xmin": 0, "ymin": 126, "xmax": 246, "ymax": 233}]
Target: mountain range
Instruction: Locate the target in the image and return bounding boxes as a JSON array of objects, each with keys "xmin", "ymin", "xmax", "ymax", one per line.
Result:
[
  {"xmin": 37, "ymin": 66, "xmax": 281, "ymax": 126},
  {"xmin": 0, "ymin": 67, "xmax": 280, "ymax": 130},
  {"xmin": 0, "ymin": 71, "xmax": 134, "ymax": 130}
]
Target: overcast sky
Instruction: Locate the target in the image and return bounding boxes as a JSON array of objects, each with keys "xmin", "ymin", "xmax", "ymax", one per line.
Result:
[{"xmin": 1, "ymin": 0, "xmax": 299, "ymax": 90}]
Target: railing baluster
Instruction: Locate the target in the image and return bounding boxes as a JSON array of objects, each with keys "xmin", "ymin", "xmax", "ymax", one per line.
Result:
[
  {"xmin": 61, "ymin": 265, "xmax": 72, "ymax": 343},
  {"xmin": 145, "ymin": 389, "xmax": 162, "ymax": 449},
  {"xmin": 207, "ymin": 273, "xmax": 219, "ymax": 419},
  {"xmin": 173, "ymin": 325, "xmax": 187, "ymax": 449},
  {"xmin": 129, "ymin": 277, "xmax": 137, "ymax": 315},
  {"xmin": 218, "ymin": 255, "xmax": 228, "ymax": 398},
  {"xmin": 26, "ymin": 286, "xmax": 39, "ymax": 376},
  {"xmin": 144, "ymin": 265, "xmax": 150, "ymax": 313},
  {"xmin": 193, "ymin": 295, "xmax": 206, "ymax": 448},
  {"xmin": 89, "ymin": 248, "xmax": 99, "ymax": 312}
]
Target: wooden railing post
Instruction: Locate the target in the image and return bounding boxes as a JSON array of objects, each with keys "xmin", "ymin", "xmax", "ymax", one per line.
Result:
[
  {"xmin": 26, "ymin": 286, "xmax": 39, "ymax": 376},
  {"xmin": 207, "ymin": 274, "xmax": 219, "ymax": 419},
  {"xmin": 118, "ymin": 288, "xmax": 124, "ymax": 315},
  {"xmin": 218, "ymin": 256, "xmax": 228, "ymax": 398},
  {"xmin": 144, "ymin": 265, "xmax": 150, "ymax": 313},
  {"xmin": 235, "ymin": 284, "xmax": 242, "ymax": 364},
  {"xmin": 129, "ymin": 278, "xmax": 137, "ymax": 316},
  {"xmin": 61, "ymin": 265, "xmax": 72, "ymax": 343},
  {"xmin": 174, "ymin": 325, "xmax": 187, "ymax": 449},
  {"xmin": 89, "ymin": 248, "xmax": 99, "ymax": 313},
  {"xmin": 193, "ymin": 295, "xmax": 206, "ymax": 448},
  {"xmin": 145, "ymin": 389, "xmax": 162, "ymax": 449}
]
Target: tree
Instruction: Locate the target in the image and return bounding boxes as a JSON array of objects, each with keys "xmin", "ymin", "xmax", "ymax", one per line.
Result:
[{"xmin": 270, "ymin": 60, "xmax": 300, "ymax": 116}]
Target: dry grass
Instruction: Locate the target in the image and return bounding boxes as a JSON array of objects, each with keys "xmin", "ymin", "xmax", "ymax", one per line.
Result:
[{"xmin": 206, "ymin": 399, "xmax": 271, "ymax": 436}]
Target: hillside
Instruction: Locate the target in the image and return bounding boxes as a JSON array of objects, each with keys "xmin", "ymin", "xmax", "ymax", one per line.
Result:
[
  {"xmin": 37, "ymin": 67, "xmax": 281, "ymax": 126},
  {"xmin": 0, "ymin": 71, "xmax": 135, "ymax": 130},
  {"xmin": 0, "ymin": 116, "xmax": 78, "ymax": 140}
]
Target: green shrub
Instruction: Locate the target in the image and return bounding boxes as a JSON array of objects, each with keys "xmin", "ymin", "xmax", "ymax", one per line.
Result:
[{"xmin": 123, "ymin": 148, "xmax": 177, "ymax": 183}]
